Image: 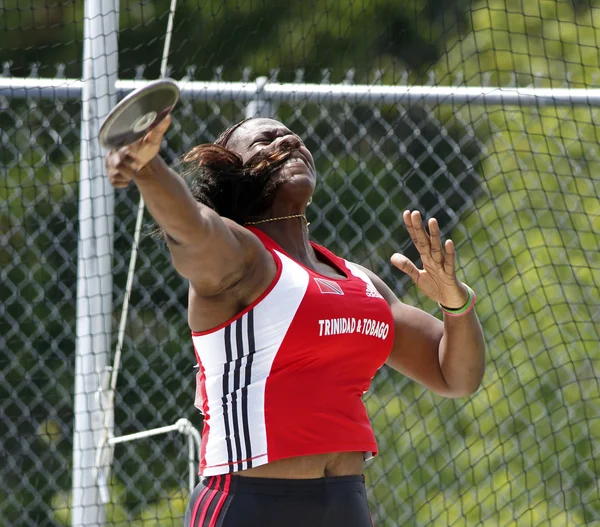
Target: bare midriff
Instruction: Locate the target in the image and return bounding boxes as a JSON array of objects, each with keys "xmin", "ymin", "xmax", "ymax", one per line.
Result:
[{"xmin": 234, "ymin": 451, "xmax": 365, "ymax": 479}]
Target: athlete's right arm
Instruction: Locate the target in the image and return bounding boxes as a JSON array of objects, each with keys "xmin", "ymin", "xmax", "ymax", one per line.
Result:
[{"xmin": 105, "ymin": 117, "xmax": 269, "ymax": 296}]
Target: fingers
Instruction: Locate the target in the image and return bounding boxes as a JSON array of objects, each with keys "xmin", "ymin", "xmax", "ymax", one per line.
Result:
[
  {"xmin": 106, "ymin": 148, "xmax": 142, "ymax": 168},
  {"xmin": 403, "ymin": 210, "xmax": 431, "ymax": 257},
  {"xmin": 444, "ymin": 239, "xmax": 456, "ymax": 275},
  {"xmin": 397, "ymin": 212, "xmax": 460, "ymax": 290},
  {"xmin": 144, "ymin": 115, "xmax": 172, "ymax": 146},
  {"xmin": 108, "ymin": 165, "xmax": 136, "ymax": 188},
  {"xmin": 427, "ymin": 217, "xmax": 444, "ymax": 264},
  {"xmin": 106, "ymin": 149, "xmax": 141, "ymax": 188},
  {"xmin": 108, "ymin": 174, "xmax": 132, "ymax": 188},
  {"xmin": 403, "ymin": 211, "xmax": 447, "ymax": 263},
  {"xmin": 390, "ymin": 253, "xmax": 421, "ymax": 284},
  {"xmin": 403, "ymin": 210, "xmax": 458, "ymax": 272}
]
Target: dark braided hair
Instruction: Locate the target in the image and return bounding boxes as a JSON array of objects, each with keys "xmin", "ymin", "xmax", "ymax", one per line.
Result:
[{"xmin": 181, "ymin": 118, "xmax": 304, "ymax": 225}]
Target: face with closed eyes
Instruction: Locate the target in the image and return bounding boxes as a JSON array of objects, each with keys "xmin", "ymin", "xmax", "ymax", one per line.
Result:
[{"xmin": 226, "ymin": 118, "xmax": 317, "ymax": 201}]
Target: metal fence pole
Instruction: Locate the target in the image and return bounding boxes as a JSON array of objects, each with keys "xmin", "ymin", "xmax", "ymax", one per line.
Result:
[
  {"xmin": 72, "ymin": 1, "xmax": 119, "ymax": 525},
  {"xmin": 4, "ymin": 77, "xmax": 600, "ymax": 107},
  {"xmin": 245, "ymin": 76, "xmax": 275, "ymax": 118}
]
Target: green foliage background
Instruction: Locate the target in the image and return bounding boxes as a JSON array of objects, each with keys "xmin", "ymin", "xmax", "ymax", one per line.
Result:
[{"xmin": 1, "ymin": 1, "xmax": 599, "ymax": 526}]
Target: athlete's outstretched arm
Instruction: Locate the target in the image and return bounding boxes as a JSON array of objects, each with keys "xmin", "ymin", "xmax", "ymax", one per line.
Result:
[
  {"xmin": 361, "ymin": 211, "xmax": 485, "ymax": 398},
  {"xmin": 105, "ymin": 117, "xmax": 269, "ymax": 295}
]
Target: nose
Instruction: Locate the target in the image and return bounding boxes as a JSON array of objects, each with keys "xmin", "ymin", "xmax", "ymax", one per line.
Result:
[{"xmin": 272, "ymin": 134, "xmax": 300, "ymax": 148}]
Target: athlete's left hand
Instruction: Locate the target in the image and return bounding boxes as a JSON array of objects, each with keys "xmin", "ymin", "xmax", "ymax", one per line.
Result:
[{"xmin": 391, "ymin": 210, "xmax": 468, "ymax": 309}]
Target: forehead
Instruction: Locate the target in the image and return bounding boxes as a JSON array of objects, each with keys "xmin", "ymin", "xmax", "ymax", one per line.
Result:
[{"xmin": 229, "ymin": 118, "xmax": 292, "ymax": 146}]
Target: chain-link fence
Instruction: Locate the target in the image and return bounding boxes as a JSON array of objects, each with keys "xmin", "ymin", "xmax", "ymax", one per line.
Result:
[
  {"xmin": 3, "ymin": 0, "xmax": 600, "ymax": 525},
  {"xmin": 3, "ymin": 73, "xmax": 600, "ymax": 526}
]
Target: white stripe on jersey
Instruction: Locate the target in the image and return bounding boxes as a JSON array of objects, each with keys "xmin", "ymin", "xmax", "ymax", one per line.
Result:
[
  {"xmin": 345, "ymin": 260, "xmax": 377, "ymax": 288},
  {"xmin": 192, "ymin": 250, "xmax": 309, "ymax": 475}
]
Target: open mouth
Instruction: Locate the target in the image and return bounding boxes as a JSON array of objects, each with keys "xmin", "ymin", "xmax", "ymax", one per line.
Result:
[
  {"xmin": 285, "ymin": 148, "xmax": 314, "ymax": 170},
  {"xmin": 286, "ymin": 156, "xmax": 306, "ymax": 166}
]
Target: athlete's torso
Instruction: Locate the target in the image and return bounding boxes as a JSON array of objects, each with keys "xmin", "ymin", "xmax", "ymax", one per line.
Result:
[{"xmin": 191, "ymin": 228, "xmax": 394, "ymax": 476}]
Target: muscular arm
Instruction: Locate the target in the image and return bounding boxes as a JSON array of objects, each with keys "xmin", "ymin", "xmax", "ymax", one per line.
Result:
[
  {"xmin": 133, "ymin": 156, "xmax": 264, "ymax": 293},
  {"xmin": 361, "ymin": 267, "xmax": 485, "ymax": 398},
  {"xmin": 105, "ymin": 116, "xmax": 271, "ymax": 296}
]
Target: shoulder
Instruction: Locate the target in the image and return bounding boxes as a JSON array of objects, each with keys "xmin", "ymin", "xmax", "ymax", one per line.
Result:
[
  {"xmin": 345, "ymin": 261, "xmax": 400, "ymax": 307},
  {"xmin": 223, "ymin": 218, "xmax": 273, "ymax": 263},
  {"xmin": 347, "ymin": 262, "xmax": 444, "ymax": 346},
  {"xmin": 189, "ymin": 214, "xmax": 275, "ymax": 298}
]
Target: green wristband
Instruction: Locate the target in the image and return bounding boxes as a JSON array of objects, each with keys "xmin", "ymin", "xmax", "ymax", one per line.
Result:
[{"xmin": 438, "ymin": 285, "xmax": 476, "ymax": 317}]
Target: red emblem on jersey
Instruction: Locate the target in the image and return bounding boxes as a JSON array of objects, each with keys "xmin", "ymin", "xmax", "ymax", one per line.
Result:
[{"xmin": 314, "ymin": 278, "xmax": 344, "ymax": 295}]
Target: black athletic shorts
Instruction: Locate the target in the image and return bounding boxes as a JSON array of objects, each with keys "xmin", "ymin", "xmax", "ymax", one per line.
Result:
[{"xmin": 185, "ymin": 473, "xmax": 374, "ymax": 527}]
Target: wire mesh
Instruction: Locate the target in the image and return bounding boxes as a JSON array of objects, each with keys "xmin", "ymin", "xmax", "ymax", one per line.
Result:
[
  {"xmin": 3, "ymin": 81, "xmax": 600, "ymax": 526},
  {"xmin": 2, "ymin": 1, "xmax": 600, "ymax": 526}
]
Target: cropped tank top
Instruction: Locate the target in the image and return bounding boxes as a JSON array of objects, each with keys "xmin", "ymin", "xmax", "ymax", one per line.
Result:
[{"xmin": 191, "ymin": 227, "xmax": 394, "ymax": 476}]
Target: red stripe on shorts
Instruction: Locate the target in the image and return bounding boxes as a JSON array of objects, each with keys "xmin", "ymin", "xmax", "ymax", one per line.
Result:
[
  {"xmin": 197, "ymin": 475, "xmax": 220, "ymax": 527},
  {"xmin": 208, "ymin": 473, "xmax": 231, "ymax": 527},
  {"xmin": 189, "ymin": 478, "xmax": 213, "ymax": 527}
]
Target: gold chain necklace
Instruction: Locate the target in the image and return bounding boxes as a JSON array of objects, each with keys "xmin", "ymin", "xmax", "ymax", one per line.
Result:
[{"xmin": 244, "ymin": 213, "xmax": 310, "ymax": 226}]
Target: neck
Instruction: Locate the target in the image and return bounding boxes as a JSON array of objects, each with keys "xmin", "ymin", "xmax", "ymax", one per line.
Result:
[
  {"xmin": 244, "ymin": 213, "xmax": 309, "ymax": 227},
  {"xmin": 248, "ymin": 215, "xmax": 314, "ymax": 264}
]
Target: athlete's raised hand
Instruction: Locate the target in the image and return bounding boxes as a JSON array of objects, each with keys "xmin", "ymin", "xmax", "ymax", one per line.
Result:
[
  {"xmin": 391, "ymin": 210, "xmax": 469, "ymax": 309},
  {"xmin": 105, "ymin": 116, "xmax": 171, "ymax": 188}
]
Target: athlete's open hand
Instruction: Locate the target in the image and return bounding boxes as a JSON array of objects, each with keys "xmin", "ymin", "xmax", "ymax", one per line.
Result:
[
  {"xmin": 105, "ymin": 116, "xmax": 171, "ymax": 188},
  {"xmin": 391, "ymin": 210, "xmax": 469, "ymax": 309}
]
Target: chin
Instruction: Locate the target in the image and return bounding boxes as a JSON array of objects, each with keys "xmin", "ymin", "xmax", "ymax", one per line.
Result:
[
  {"xmin": 284, "ymin": 172, "xmax": 316, "ymax": 192},
  {"xmin": 275, "ymin": 164, "xmax": 316, "ymax": 188},
  {"xmin": 274, "ymin": 170, "xmax": 315, "ymax": 202}
]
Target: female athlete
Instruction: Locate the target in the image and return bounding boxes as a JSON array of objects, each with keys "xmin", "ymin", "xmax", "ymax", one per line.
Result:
[{"xmin": 105, "ymin": 116, "xmax": 486, "ymax": 527}]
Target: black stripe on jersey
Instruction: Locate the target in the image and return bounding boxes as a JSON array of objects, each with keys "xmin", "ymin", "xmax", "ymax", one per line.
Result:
[
  {"xmin": 241, "ymin": 309, "xmax": 256, "ymax": 468},
  {"xmin": 222, "ymin": 326, "xmax": 234, "ymax": 467},
  {"xmin": 222, "ymin": 313, "xmax": 257, "ymax": 472},
  {"xmin": 231, "ymin": 319, "xmax": 244, "ymax": 471}
]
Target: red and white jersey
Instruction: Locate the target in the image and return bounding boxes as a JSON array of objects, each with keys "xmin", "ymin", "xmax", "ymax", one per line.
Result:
[{"xmin": 191, "ymin": 227, "xmax": 394, "ymax": 476}]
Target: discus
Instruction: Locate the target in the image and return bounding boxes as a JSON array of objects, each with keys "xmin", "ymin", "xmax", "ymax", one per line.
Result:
[{"xmin": 99, "ymin": 79, "xmax": 180, "ymax": 149}]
